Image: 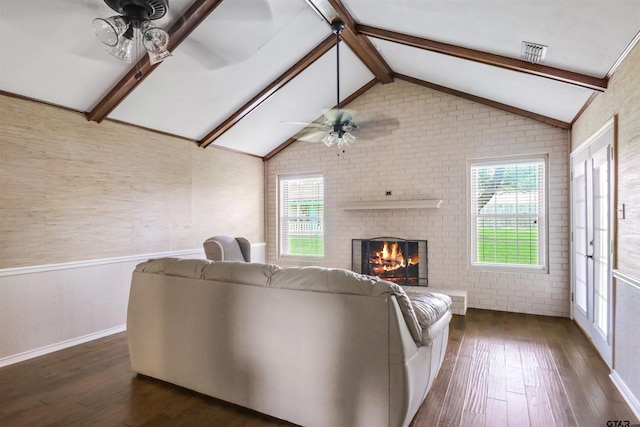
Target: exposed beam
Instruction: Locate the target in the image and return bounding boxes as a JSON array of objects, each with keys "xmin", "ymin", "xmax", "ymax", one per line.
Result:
[
  {"xmin": 86, "ymin": 0, "xmax": 225, "ymax": 123},
  {"xmin": 263, "ymin": 79, "xmax": 378, "ymax": 160},
  {"xmin": 396, "ymin": 74, "xmax": 571, "ymax": 129},
  {"xmin": 305, "ymin": 0, "xmax": 393, "ymax": 83},
  {"xmin": 359, "ymin": 25, "xmax": 608, "ymax": 92},
  {"xmin": 198, "ymin": 35, "xmax": 336, "ymax": 149}
]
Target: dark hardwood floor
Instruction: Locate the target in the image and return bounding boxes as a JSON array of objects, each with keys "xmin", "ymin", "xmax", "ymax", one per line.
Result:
[{"xmin": 0, "ymin": 309, "xmax": 637, "ymax": 426}]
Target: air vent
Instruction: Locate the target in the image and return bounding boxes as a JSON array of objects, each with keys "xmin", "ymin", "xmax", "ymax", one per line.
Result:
[{"xmin": 521, "ymin": 41, "xmax": 547, "ymax": 64}]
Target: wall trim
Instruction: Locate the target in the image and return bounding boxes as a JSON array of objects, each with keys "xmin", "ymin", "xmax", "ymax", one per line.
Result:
[
  {"xmin": 0, "ymin": 249, "xmax": 204, "ymax": 277},
  {"xmin": 613, "ymin": 269, "xmax": 640, "ymax": 291},
  {"xmin": 0, "ymin": 325, "xmax": 126, "ymax": 369},
  {"xmin": 611, "ymin": 371, "xmax": 640, "ymax": 421}
]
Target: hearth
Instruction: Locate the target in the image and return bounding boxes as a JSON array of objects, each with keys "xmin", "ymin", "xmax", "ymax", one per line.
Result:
[{"xmin": 352, "ymin": 237, "xmax": 428, "ymax": 286}]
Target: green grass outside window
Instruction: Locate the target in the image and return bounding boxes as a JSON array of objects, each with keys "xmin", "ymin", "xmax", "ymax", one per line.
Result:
[
  {"xmin": 288, "ymin": 236, "xmax": 324, "ymax": 257},
  {"xmin": 477, "ymin": 228, "xmax": 539, "ymax": 265}
]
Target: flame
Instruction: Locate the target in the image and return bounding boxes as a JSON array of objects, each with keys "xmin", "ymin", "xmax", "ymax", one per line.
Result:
[{"xmin": 370, "ymin": 242, "xmax": 419, "ymax": 275}]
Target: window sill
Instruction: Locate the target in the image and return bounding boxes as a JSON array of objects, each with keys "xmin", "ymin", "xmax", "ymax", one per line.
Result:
[{"xmin": 470, "ymin": 263, "xmax": 548, "ymax": 274}]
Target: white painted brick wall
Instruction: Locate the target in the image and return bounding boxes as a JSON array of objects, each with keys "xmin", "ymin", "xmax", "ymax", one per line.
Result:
[{"xmin": 266, "ymin": 79, "xmax": 570, "ymax": 317}]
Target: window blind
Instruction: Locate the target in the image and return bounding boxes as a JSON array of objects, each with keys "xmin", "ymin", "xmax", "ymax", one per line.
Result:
[
  {"xmin": 279, "ymin": 175, "xmax": 324, "ymax": 257},
  {"xmin": 470, "ymin": 158, "xmax": 546, "ymax": 268}
]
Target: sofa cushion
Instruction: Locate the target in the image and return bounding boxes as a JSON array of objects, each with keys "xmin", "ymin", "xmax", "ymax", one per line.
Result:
[
  {"xmin": 410, "ymin": 292, "xmax": 452, "ymax": 328},
  {"xmin": 135, "ymin": 258, "xmax": 212, "ymax": 279},
  {"xmin": 202, "ymin": 261, "xmax": 280, "ymax": 287},
  {"xmin": 420, "ymin": 310, "xmax": 452, "ymax": 345},
  {"xmin": 135, "ymin": 257, "xmax": 181, "ymax": 274},
  {"xmin": 270, "ymin": 267, "xmax": 423, "ymax": 344},
  {"xmin": 269, "ymin": 266, "xmax": 381, "ymax": 293}
]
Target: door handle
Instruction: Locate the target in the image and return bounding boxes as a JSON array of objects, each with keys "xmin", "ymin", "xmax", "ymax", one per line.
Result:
[{"xmin": 586, "ymin": 254, "xmax": 593, "ymax": 259}]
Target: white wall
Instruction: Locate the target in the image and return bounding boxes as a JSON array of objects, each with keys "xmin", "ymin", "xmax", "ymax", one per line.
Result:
[
  {"xmin": 0, "ymin": 243, "xmax": 265, "ymax": 367},
  {"xmin": 266, "ymin": 79, "xmax": 571, "ymax": 317},
  {"xmin": 612, "ymin": 273, "xmax": 640, "ymax": 418},
  {"xmin": 0, "ymin": 249, "xmax": 202, "ymax": 367}
]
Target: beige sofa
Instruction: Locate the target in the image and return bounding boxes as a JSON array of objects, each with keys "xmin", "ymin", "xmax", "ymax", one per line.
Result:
[{"xmin": 127, "ymin": 258, "xmax": 452, "ymax": 427}]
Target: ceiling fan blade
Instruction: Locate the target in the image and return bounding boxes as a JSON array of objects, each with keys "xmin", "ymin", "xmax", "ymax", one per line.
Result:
[
  {"xmin": 293, "ymin": 128, "xmax": 330, "ymax": 143},
  {"xmin": 351, "ymin": 116, "xmax": 401, "ymax": 141},
  {"xmin": 215, "ymin": 0, "xmax": 272, "ymax": 21},
  {"xmin": 282, "ymin": 121, "xmax": 328, "ymax": 127},
  {"xmin": 324, "ymin": 108, "xmax": 354, "ymax": 124},
  {"xmin": 181, "ymin": 37, "xmax": 236, "ymax": 70}
]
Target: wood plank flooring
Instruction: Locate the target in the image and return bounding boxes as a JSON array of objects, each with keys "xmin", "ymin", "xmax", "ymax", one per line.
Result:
[
  {"xmin": 0, "ymin": 309, "xmax": 637, "ymax": 426},
  {"xmin": 412, "ymin": 309, "xmax": 638, "ymax": 427}
]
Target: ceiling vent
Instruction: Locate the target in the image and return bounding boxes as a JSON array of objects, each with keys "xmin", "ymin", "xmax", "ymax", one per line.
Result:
[{"xmin": 521, "ymin": 41, "xmax": 547, "ymax": 64}]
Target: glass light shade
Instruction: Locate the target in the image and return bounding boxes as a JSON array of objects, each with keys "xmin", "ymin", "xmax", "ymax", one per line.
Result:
[
  {"xmin": 92, "ymin": 16, "xmax": 128, "ymax": 47},
  {"xmin": 338, "ymin": 132, "xmax": 356, "ymax": 148},
  {"xmin": 105, "ymin": 35, "xmax": 133, "ymax": 63},
  {"xmin": 148, "ymin": 49, "xmax": 172, "ymax": 65},
  {"xmin": 142, "ymin": 26, "xmax": 170, "ymax": 53},
  {"xmin": 322, "ymin": 132, "xmax": 339, "ymax": 147}
]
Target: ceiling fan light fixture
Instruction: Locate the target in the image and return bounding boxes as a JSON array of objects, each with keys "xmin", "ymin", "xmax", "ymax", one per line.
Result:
[
  {"xmin": 94, "ymin": 0, "xmax": 170, "ymax": 64},
  {"xmin": 321, "ymin": 130, "xmax": 356, "ymax": 148},
  {"xmin": 339, "ymin": 131, "xmax": 356, "ymax": 147},
  {"xmin": 92, "ymin": 16, "xmax": 129, "ymax": 46},
  {"xmin": 141, "ymin": 22, "xmax": 171, "ymax": 64},
  {"xmin": 141, "ymin": 23, "xmax": 169, "ymax": 52},
  {"xmin": 147, "ymin": 48, "xmax": 172, "ymax": 65},
  {"xmin": 322, "ymin": 132, "xmax": 339, "ymax": 147},
  {"xmin": 105, "ymin": 27, "xmax": 133, "ymax": 63}
]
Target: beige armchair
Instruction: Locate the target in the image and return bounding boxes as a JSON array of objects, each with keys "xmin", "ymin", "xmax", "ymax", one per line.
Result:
[{"xmin": 203, "ymin": 236, "xmax": 251, "ymax": 262}]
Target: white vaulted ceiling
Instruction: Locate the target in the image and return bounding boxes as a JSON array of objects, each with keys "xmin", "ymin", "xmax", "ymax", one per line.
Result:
[{"xmin": 1, "ymin": 0, "xmax": 639, "ymax": 158}]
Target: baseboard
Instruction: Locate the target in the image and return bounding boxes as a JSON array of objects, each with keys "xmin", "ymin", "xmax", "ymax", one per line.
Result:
[
  {"xmin": 611, "ymin": 370, "xmax": 640, "ymax": 421},
  {"xmin": 0, "ymin": 325, "xmax": 126, "ymax": 369}
]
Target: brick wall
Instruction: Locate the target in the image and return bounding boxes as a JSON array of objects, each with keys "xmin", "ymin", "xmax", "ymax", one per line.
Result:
[{"xmin": 266, "ymin": 79, "xmax": 570, "ymax": 317}]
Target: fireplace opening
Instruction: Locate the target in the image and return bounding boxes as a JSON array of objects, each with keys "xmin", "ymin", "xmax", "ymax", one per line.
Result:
[{"xmin": 352, "ymin": 238, "xmax": 428, "ymax": 286}]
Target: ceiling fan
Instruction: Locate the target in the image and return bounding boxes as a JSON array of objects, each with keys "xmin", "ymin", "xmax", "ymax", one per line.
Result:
[
  {"xmin": 92, "ymin": 0, "xmax": 171, "ymax": 64},
  {"xmin": 292, "ymin": 19, "xmax": 398, "ymax": 150}
]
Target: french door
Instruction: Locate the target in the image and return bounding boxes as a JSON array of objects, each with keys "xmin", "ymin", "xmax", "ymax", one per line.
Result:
[{"xmin": 571, "ymin": 119, "xmax": 614, "ymax": 367}]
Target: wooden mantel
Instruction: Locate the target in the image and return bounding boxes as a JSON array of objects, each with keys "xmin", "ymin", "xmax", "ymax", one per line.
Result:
[{"xmin": 341, "ymin": 199, "xmax": 443, "ymax": 210}]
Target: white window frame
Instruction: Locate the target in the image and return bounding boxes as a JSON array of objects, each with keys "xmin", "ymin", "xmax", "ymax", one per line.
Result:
[
  {"xmin": 468, "ymin": 155, "xmax": 549, "ymax": 273},
  {"xmin": 277, "ymin": 173, "xmax": 324, "ymax": 259}
]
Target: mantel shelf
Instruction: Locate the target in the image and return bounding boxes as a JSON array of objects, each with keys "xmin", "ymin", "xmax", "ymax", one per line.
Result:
[{"xmin": 341, "ymin": 199, "xmax": 443, "ymax": 210}]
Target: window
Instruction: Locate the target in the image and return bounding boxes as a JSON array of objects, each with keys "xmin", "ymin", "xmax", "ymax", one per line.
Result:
[
  {"xmin": 278, "ymin": 174, "xmax": 324, "ymax": 257},
  {"xmin": 469, "ymin": 156, "xmax": 547, "ymax": 271}
]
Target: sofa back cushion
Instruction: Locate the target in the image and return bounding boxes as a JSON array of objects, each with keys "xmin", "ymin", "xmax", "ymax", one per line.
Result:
[
  {"xmin": 270, "ymin": 267, "xmax": 422, "ymax": 343},
  {"xmin": 202, "ymin": 261, "xmax": 280, "ymax": 287},
  {"xmin": 269, "ymin": 266, "xmax": 380, "ymax": 293},
  {"xmin": 135, "ymin": 258, "xmax": 212, "ymax": 279}
]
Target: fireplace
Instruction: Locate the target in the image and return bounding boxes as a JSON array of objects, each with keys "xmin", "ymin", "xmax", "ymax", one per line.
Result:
[{"xmin": 352, "ymin": 237, "xmax": 428, "ymax": 286}]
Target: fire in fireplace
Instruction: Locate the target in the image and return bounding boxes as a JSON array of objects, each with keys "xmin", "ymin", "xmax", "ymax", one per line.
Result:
[{"xmin": 352, "ymin": 238, "xmax": 428, "ymax": 286}]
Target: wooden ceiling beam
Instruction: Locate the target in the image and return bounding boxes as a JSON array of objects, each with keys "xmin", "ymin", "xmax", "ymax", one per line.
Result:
[
  {"xmin": 198, "ymin": 35, "xmax": 336, "ymax": 149},
  {"xmin": 86, "ymin": 0, "xmax": 225, "ymax": 123},
  {"xmin": 396, "ymin": 74, "xmax": 570, "ymax": 129},
  {"xmin": 359, "ymin": 25, "xmax": 608, "ymax": 92},
  {"xmin": 305, "ymin": 0, "xmax": 393, "ymax": 83}
]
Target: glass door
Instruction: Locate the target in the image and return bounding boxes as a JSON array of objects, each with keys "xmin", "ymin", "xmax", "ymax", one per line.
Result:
[{"xmin": 570, "ymin": 120, "xmax": 614, "ymax": 367}]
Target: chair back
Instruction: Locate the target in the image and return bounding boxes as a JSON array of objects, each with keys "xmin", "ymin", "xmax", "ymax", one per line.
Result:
[{"xmin": 203, "ymin": 236, "xmax": 251, "ymax": 262}]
